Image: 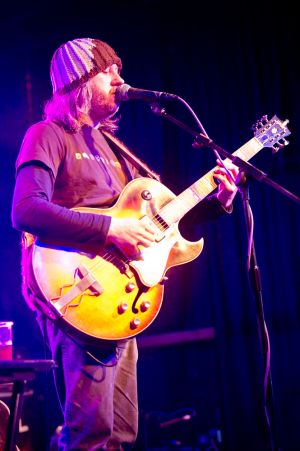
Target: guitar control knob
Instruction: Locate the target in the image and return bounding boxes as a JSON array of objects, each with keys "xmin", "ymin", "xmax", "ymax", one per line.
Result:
[
  {"xmin": 140, "ymin": 301, "xmax": 151, "ymax": 312},
  {"xmin": 118, "ymin": 303, "xmax": 129, "ymax": 314},
  {"xmin": 141, "ymin": 190, "xmax": 152, "ymax": 200},
  {"xmin": 130, "ymin": 318, "xmax": 141, "ymax": 329},
  {"xmin": 125, "ymin": 282, "xmax": 136, "ymax": 293}
]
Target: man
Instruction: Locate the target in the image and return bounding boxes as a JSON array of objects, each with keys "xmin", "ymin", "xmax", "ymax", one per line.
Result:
[{"xmin": 11, "ymin": 38, "xmax": 238, "ymax": 450}]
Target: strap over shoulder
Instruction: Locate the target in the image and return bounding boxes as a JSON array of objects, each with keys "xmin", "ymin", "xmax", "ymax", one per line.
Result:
[{"xmin": 102, "ymin": 130, "xmax": 161, "ymax": 181}]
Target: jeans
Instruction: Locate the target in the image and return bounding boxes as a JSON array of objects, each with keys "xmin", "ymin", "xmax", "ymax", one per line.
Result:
[{"xmin": 37, "ymin": 314, "xmax": 139, "ymax": 450}]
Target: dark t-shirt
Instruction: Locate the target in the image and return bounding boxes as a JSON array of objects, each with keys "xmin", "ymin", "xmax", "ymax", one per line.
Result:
[
  {"xmin": 16, "ymin": 120, "xmax": 138, "ymax": 208},
  {"xmin": 13, "ymin": 119, "xmax": 230, "ymax": 247}
]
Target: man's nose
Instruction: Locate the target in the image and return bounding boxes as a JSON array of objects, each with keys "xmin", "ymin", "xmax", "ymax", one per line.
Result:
[{"xmin": 115, "ymin": 73, "xmax": 125, "ymax": 84}]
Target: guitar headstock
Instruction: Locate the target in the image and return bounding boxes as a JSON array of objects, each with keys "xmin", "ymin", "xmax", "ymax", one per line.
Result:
[{"xmin": 252, "ymin": 115, "xmax": 291, "ymax": 153}]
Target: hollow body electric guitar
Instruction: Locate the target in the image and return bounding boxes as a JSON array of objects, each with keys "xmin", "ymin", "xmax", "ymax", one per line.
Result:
[{"xmin": 31, "ymin": 116, "xmax": 290, "ymax": 340}]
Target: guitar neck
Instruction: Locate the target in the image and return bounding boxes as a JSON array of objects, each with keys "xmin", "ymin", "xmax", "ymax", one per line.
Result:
[{"xmin": 159, "ymin": 136, "xmax": 263, "ymax": 224}]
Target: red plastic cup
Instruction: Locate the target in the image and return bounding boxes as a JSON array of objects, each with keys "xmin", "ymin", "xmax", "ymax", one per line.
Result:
[{"xmin": 0, "ymin": 321, "xmax": 13, "ymax": 360}]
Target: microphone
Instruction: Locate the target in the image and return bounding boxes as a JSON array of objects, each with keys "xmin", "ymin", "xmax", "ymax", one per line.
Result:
[{"xmin": 116, "ymin": 84, "xmax": 178, "ymax": 103}]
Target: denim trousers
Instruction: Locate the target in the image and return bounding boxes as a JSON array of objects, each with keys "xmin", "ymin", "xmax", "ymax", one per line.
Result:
[{"xmin": 37, "ymin": 314, "xmax": 139, "ymax": 450}]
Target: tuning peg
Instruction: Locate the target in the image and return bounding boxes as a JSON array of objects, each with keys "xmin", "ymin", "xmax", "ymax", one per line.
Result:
[
  {"xmin": 251, "ymin": 115, "xmax": 269, "ymax": 131},
  {"xmin": 272, "ymin": 138, "xmax": 289, "ymax": 153},
  {"xmin": 278, "ymin": 138, "xmax": 289, "ymax": 148},
  {"xmin": 251, "ymin": 120, "xmax": 260, "ymax": 132}
]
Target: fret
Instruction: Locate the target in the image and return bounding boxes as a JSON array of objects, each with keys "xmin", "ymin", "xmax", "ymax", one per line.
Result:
[{"xmin": 231, "ymin": 137, "xmax": 262, "ymax": 161}]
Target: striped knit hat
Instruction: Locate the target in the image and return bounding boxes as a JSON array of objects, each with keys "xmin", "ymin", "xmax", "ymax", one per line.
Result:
[{"xmin": 50, "ymin": 38, "xmax": 122, "ymax": 95}]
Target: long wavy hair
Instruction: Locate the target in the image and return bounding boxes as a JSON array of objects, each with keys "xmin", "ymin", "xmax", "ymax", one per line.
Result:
[{"xmin": 43, "ymin": 79, "xmax": 119, "ymax": 133}]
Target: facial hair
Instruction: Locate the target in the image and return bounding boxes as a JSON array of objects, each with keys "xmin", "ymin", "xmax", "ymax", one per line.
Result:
[{"xmin": 90, "ymin": 87, "xmax": 119, "ymax": 122}]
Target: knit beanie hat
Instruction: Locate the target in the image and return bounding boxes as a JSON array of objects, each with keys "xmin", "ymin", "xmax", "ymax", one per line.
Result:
[{"xmin": 50, "ymin": 38, "xmax": 122, "ymax": 95}]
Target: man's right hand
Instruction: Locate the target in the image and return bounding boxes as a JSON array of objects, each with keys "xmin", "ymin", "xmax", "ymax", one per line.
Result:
[{"xmin": 106, "ymin": 217, "xmax": 157, "ymax": 258}]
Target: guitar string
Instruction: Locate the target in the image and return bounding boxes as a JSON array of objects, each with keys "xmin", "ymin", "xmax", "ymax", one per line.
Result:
[
  {"xmin": 81, "ymin": 210, "xmax": 170, "ymax": 276},
  {"xmin": 63, "ymin": 162, "xmax": 230, "ymax": 294},
  {"xmin": 81, "ymin": 175, "xmax": 209, "ymax": 278},
  {"xmin": 84, "ymin": 119, "xmax": 288, "ymax": 279}
]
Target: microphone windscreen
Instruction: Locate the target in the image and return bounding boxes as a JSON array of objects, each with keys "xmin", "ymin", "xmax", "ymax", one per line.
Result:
[{"xmin": 115, "ymin": 84, "xmax": 131, "ymax": 102}]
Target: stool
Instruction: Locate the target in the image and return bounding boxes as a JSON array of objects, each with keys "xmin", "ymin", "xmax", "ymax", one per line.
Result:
[{"xmin": 0, "ymin": 359, "xmax": 57, "ymax": 451}]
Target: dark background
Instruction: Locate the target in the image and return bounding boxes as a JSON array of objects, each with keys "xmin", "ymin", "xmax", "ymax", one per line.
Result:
[{"xmin": 1, "ymin": 1, "xmax": 299, "ymax": 450}]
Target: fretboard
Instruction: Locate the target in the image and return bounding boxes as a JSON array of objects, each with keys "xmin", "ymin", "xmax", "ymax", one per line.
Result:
[{"xmin": 159, "ymin": 136, "xmax": 263, "ymax": 225}]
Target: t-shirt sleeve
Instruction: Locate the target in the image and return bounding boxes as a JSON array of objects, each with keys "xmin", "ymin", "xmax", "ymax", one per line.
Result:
[
  {"xmin": 16, "ymin": 121, "xmax": 66, "ymax": 177},
  {"xmin": 12, "ymin": 161, "xmax": 111, "ymax": 253}
]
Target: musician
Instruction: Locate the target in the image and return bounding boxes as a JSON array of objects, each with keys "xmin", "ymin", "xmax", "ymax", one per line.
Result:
[{"xmin": 11, "ymin": 38, "xmax": 239, "ymax": 450}]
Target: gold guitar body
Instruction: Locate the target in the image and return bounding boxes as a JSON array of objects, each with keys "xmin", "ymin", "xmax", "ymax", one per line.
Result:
[{"xmin": 32, "ymin": 178, "xmax": 204, "ymax": 340}]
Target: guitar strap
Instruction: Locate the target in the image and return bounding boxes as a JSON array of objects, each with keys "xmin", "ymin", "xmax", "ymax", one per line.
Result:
[{"xmin": 102, "ymin": 130, "xmax": 161, "ymax": 182}]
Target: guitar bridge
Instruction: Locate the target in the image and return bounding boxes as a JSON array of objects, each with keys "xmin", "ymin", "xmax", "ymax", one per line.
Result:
[{"xmin": 52, "ymin": 265, "xmax": 103, "ymax": 312}]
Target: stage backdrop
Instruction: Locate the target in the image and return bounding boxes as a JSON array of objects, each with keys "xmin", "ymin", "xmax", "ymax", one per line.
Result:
[{"xmin": 0, "ymin": 2, "xmax": 299, "ymax": 450}]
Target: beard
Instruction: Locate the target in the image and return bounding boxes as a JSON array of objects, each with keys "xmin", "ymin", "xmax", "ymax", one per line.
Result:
[{"xmin": 90, "ymin": 88, "xmax": 119, "ymax": 122}]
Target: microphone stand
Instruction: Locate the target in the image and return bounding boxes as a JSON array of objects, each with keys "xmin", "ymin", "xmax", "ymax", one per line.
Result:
[
  {"xmin": 149, "ymin": 103, "xmax": 300, "ymax": 451},
  {"xmin": 150, "ymin": 105, "xmax": 299, "ymax": 205}
]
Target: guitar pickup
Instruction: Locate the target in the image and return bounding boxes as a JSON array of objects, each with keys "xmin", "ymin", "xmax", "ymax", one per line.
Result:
[{"xmin": 140, "ymin": 215, "xmax": 165, "ymax": 242}]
